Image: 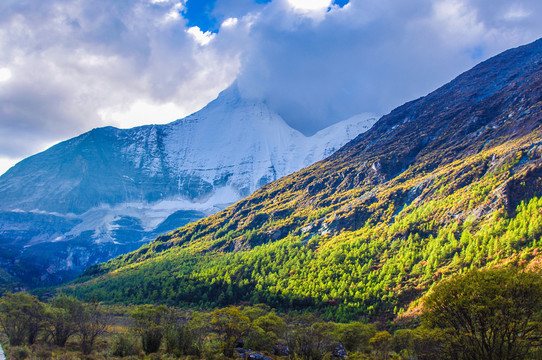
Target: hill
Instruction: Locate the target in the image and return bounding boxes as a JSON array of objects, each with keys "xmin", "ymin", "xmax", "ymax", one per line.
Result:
[{"xmin": 68, "ymin": 38, "xmax": 542, "ymax": 321}]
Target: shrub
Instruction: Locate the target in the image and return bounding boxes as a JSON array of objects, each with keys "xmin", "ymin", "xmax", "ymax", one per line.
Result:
[
  {"xmin": 130, "ymin": 305, "xmax": 169, "ymax": 354},
  {"xmin": 423, "ymin": 267, "xmax": 542, "ymax": 360},
  {"xmin": 334, "ymin": 321, "xmax": 376, "ymax": 353},
  {"xmin": 77, "ymin": 302, "xmax": 111, "ymax": 354},
  {"xmin": 210, "ymin": 306, "xmax": 250, "ymax": 357},
  {"xmin": 11, "ymin": 346, "xmax": 30, "ymax": 360},
  {"xmin": 46, "ymin": 294, "xmax": 84, "ymax": 347},
  {"xmin": 0, "ymin": 292, "xmax": 46, "ymax": 346},
  {"xmin": 111, "ymin": 333, "xmax": 140, "ymax": 357}
]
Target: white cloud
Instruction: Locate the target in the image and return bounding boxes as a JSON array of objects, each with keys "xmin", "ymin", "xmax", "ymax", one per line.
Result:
[
  {"xmin": 287, "ymin": 0, "xmax": 332, "ymax": 11},
  {"xmin": 0, "ymin": 0, "xmax": 542, "ymax": 173},
  {"xmin": 0, "ymin": 68, "xmax": 12, "ymax": 83},
  {"xmin": 502, "ymin": 4, "xmax": 532, "ymax": 20},
  {"xmin": 432, "ymin": 0, "xmax": 485, "ymax": 42},
  {"xmin": 0, "ymin": 0, "xmax": 241, "ymax": 167},
  {"xmin": 98, "ymin": 100, "xmax": 187, "ymax": 128},
  {"xmin": 236, "ymin": 0, "xmax": 542, "ymax": 134},
  {"xmin": 186, "ymin": 26, "xmax": 216, "ymax": 46},
  {"xmin": 280, "ymin": 0, "xmax": 334, "ymax": 21},
  {"xmin": 222, "ymin": 17, "xmax": 239, "ymax": 28},
  {"xmin": 163, "ymin": 2, "xmax": 185, "ymax": 22},
  {"xmin": 0, "ymin": 155, "xmax": 18, "ymax": 176}
]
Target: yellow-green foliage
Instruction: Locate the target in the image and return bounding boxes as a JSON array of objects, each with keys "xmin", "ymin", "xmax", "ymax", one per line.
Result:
[{"xmin": 67, "ymin": 133, "xmax": 542, "ymax": 321}]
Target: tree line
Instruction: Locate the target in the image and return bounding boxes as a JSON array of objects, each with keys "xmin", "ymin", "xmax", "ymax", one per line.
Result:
[
  {"xmin": 1, "ymin": 266, "xmax": 542, "ymax": 359},
  {"xmin": 0, "ymin": 292, "xmax": 109, "ymax": 356},
  {"xmin": 71, "ymin": 184, "xmax": 542, "ymax": 322}
]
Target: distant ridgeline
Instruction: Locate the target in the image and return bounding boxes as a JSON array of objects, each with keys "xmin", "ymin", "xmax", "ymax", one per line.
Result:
[{"xmin": 68, "ymin": 38, "xmax": 542, "ymax": 321}]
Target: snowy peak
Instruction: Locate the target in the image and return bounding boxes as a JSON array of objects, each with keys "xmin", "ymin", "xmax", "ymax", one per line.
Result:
[
  {"xmin": 0, "ymin": 84, "xmax": 377, "ymax": 215},
  {"xmin": 0, "ymin": 83, "xmax": 377, "ymax": 286},
  {"xmin": 93, "ymin": 83, "xmax": 377, "ymax": 208}
]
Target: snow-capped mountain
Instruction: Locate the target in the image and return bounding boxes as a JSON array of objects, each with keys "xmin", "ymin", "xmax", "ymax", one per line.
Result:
[{"xmin": 0, "ymin": 84, "xmax": 377, "ymax": 287}]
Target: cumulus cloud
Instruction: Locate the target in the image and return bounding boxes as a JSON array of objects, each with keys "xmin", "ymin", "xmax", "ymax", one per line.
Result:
[
  {"xmin": 186, "ymin": 26, "xmax": 216, "ymax": 45},
  {"xmin": 236, "ymin": 0, "xmax": 542, "ymax": 134},
  {"xmin": 1, "ymin": 0, "xmax": 542, "ymax": 175},
  {"xmin": 0, "ymin": 0, "xmax": 243, "ymax": 168},
  {"xmin": 287, "ymin": 0, "xmax": 333, "ymax": 19},
  {"xmin": 0, "ymin": 68, "xmax": 12, "ymax": 82}
]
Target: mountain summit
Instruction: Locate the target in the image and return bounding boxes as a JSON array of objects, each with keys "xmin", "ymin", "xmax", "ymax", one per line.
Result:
[
  {"xmin": 69, "ymin": 39, "xmax": 542, "ymax": 320},
  {"xmin": 0, "ymin": 83, "xmax": 377, "ymax": 287}
]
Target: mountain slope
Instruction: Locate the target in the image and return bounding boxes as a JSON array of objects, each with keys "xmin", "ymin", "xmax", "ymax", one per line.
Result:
[
  {"xmin": 68, "ymin": 38, "xmax": 542, "ymax": 320},
  {"xmin": 0, "ymin": 84, "xmax": 376, "ymax": 287}
]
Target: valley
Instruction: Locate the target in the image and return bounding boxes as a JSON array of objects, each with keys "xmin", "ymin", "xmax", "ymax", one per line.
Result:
[{"xmin": 1, "ymin": 18, "xmax": 542, "ymax": 360}]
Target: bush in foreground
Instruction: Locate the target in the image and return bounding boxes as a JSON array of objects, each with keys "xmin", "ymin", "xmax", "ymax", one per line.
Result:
[{"xmin": 423, "ymin": 267, "xmax": 542, "ymax": 360}]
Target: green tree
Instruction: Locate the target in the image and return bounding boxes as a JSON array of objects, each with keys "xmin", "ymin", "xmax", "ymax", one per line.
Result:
[
  {"xmin": 392, "ymin": 329, "xmax": 415, "ymax": 360},
  {"xmin": 46, "ymin": 294, "xmax": 84, "ymax": 347},
  {"xmin": 76, "ymin": 301, "xmax": 111, "ymax": 354},
  {"xmin": 392, "ymin": 327, "xmax": 450, "ymax": 360},
  {"xmin": 423, "ymin": 267, "xmax": 542, "ymax": 360},
  {"xmin": 246, "ymin": 311, "xmax": 286, "ymax": 350},
  {"xmin": 111, "ymin": 333, "xmax": 140, "ymax": 357},
  {"xmin": 0, "ymin": 292, "xmax": 45, "ymax": 346},
  {"xmin": 210, "ymin": 306, "xmax": 249, "ymax": 357},
  {"xmin": 334, "ymin": 321, "xmax": 376, "ymax": 353},
  {"xmin": 131, "ymin": 304, "xmax": 169, "ymax": 354},
  {"xmin": 370, "ymin": 331, "xmax": 392, "ymax": 360},
  {"xmin": 286, "ymin": 318, "xmax": 334, "ymax": 360},
  {"xmin": 245, "ymin": 325, "xmax": 270, "ymax": 351},
  {"xmin": 165, "ymin": 310, "xmax": 211, "ymax": 357}
]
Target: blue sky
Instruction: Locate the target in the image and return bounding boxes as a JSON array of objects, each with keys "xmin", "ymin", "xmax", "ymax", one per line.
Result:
[
  {"xmin": 183, "ymin": 0, "xmax": 349, "ymax": 32},
  {"xmin": 184, "ymin": 0, "xmax": 271, "ymax": 32},
  {"xmin": 0, "ymin": 0, "xmax": 542, "ymax": 174}
]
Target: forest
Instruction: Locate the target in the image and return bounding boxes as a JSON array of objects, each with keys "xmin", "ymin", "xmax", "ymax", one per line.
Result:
[
  {"xmin": 69, "ymin": 155, "xmax": 542, "ymax": 322},
  {"xmin": 1, "ymin": 267, "xmax": 542, "ymax": 360}
]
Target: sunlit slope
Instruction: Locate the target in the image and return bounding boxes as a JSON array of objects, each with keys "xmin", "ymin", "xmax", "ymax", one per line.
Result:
[{"xmin": 69, "ymin": 38, "xmax": 542, "ymax": 321}]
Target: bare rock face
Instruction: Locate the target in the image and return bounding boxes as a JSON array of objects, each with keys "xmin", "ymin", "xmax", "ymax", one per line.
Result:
[{"xmin": 0, "ymin": 84, "xmax": 377, "ymax": 288}]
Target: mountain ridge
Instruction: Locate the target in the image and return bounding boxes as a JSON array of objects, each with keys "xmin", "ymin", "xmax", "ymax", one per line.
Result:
[
  {"xmin": 0, "ymin": 83, "xmax": 377, "ymax": 287},
  {"xmin": 68, "ymin": 38, "xmax": 542, "ymax": 320}
]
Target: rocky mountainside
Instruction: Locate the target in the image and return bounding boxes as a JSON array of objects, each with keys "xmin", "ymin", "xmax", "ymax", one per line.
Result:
[
  {"xmin": 69, "ymin": 39, "xmax": 542, "ymax": 320},
  {"xmin": 0, "ymin": 84, "xmax": 377, "ymax": 287}
]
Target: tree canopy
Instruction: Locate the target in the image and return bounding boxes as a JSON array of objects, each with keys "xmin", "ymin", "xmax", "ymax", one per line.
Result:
[{"xmin": 423, "ymin": 267, "xmax": 542, "ymax": 360}]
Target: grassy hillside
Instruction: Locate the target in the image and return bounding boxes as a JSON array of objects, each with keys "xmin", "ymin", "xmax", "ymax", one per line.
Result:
[{"xmin": 67, "ymin": 39, "xmax": 542, "ymax": 321}]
